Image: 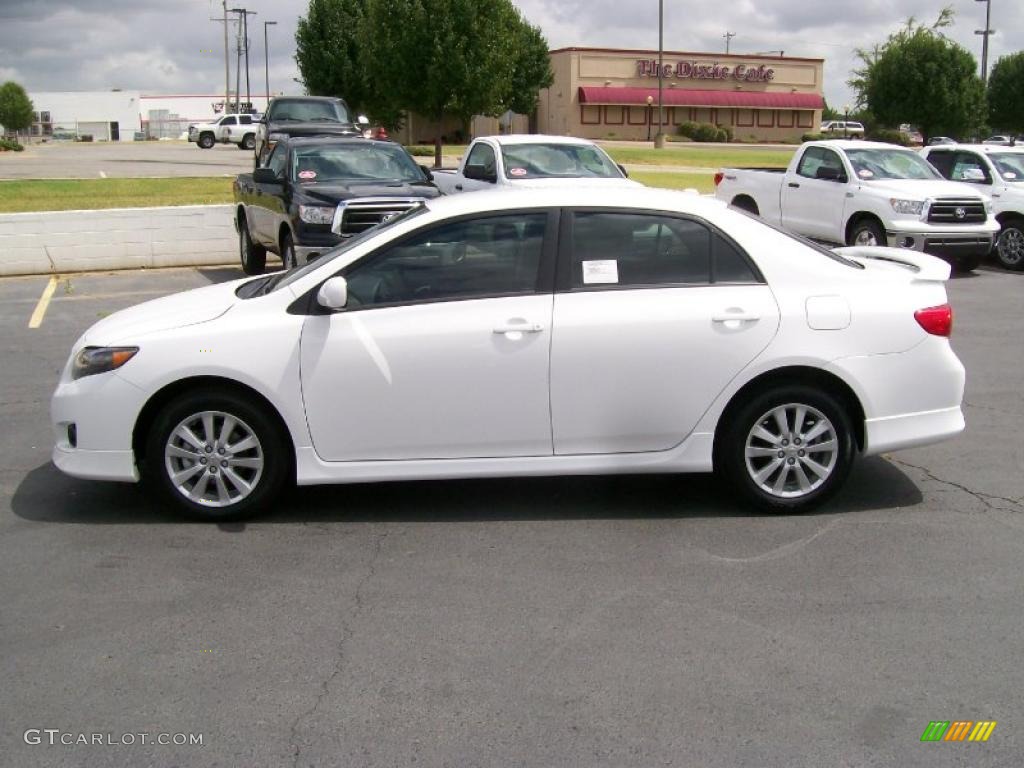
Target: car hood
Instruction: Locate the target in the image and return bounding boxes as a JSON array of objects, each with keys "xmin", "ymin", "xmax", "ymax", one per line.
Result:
[
  {"xmin": 267, "ymin": 121, "xmax": 362, "ymax": 138},
  {"xmin": 81, "ymin": 279, "xmax": 246, "ymax": 346},
  {"xmin": 859, "ymin": 179, "xmax": 988, "ymax": 200},
  {"xmin": 295, "ymin": 181, "xmax": 441, "ymax": 204},
  {"xmin": 507, "ymin": 177, "xmax": 643, "ymax": 189}
]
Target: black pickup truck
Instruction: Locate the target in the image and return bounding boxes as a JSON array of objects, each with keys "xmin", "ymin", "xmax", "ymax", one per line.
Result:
[
  {"xmin": 254, "ymin": 96, "xmax": 368, "ymax": 167},
  {"xmin": 233, "ymin": 136, "xmax": 442, "ymax": 274}
]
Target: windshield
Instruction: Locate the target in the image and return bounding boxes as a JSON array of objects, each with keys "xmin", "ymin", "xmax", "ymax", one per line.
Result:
[
  {"xmin": 269, "ymin": 204, "xmax": 429, "ymax": 292},
  {"xmin": 268, "ymin": 99, "xmax": 349, "ymax": 123},
  {"xmin": 291, "ymin": 144, "xmax": 424, "ymax": 184},
  {"xmin": 990, "ymin": 153, "xmax": 1024, "ymax": 182},
  {"xmin": 845, "ymin": 148, "xmax": 941, "ymax": 181},
  {"xmin": 499, "ymin": 143, "xmax": 624, "ymax": 180}
]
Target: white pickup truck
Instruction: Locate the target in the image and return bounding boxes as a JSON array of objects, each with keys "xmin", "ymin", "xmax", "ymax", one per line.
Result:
[
  {"xmin": 920, "ymin": 143, "xmax": 1024, "ymax": 270},
  {"xmin": 187, "ymin": 114, "xmax": 258, "ymax": 150},
  {"xmin": 431, "ymin": 134, "xmax": 641, "ymax": 194},
  {"xmin": 715, "ymin": 140, "xmax": 998, "ymax": 271}
]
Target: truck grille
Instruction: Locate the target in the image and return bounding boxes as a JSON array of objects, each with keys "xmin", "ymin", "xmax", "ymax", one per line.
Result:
[
  {"xmin": 331, "ymin": 198, "xmax": 425, "ymax": 236},
  {"xmin": 927, "ymin": 198, "xmax": 987, "ymax": 224}
]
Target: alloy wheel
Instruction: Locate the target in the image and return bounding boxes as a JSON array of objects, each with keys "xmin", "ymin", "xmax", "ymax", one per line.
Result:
[
  {"xmin": 744, "ymin": 403, "xmax": 838, "ymax": 499},
  {"xmin": 997, "ymin": 227, "xmax": 1024, "ymax": 267}
]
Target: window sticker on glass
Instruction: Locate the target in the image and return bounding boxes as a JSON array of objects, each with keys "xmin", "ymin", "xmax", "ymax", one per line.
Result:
[
  {"xmin": 582, "ymin": 259, "xmax": 619, "ymax": 284},
  {"xmin": 508, "ymin": 167, "xmax": 528, "ymax": 177},
  {"xmin": 298, "ymin": 170, "xmax": 317, "ymax": 180}
]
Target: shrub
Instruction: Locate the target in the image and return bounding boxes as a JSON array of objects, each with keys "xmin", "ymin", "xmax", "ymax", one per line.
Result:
[
  {"xmin": 868, "ymin": 128, "xmax": 911, "ymax": 146},
  {"xmin": 801, "ymin": 132, "xmax": 825, "ymax": 142},
  {"xmin": 405, "ymin": 145, "xmax": 435, "ymax": 156},
  {"xmin": 0, "ymin": 138, "xmax": 24, "ymax": 151}
]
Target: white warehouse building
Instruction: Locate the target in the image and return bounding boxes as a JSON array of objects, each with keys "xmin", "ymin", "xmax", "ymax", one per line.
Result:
[{"xmin": 26, "ymin": 91, "xmax": 142, "ymax": 141}]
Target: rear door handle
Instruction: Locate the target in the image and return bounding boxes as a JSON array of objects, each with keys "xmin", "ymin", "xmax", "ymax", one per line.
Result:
[
  {"xmin": 787, "ymin": 182, "xmax": 800, "ymax": 188},
  {"xmin": 455, "ymin": 184, "xmax": 463, "ymax": 191},
  {"xmin": 493, "ymin": 321, "xmax": 544, "ymax": 334},
  {"xmin": 712, "ymin": 314, "xmax": 760, "ymax": 323}
]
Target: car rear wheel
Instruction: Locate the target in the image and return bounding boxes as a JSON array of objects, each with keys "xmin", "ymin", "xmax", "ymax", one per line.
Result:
[
  {"xmin": 144, "ymin": 390, "xmax": 288, "ymax": 521},
  {"xmin": 848, "ymin": 218, "xmax": 885, "ymax": 247},
  {"xmin": 995, "ymin": 217, "xmax": 1024, "ymax": 270},
  {"xmin": 239, "ymin": 218, "xmax": 267, "ymax": 275},
  {"xmin": 952, "ymin": 254, "xmax": 981, "ymax": 273},
  {"xmin": 240, "ymin": 133, "xmax": 256, "ymax": 151},
  {"xmin": 198, "ymin": 133, "xmax": 215, "ymax": 149},
  {"xmin": 718, "ymin": 385, "xmax": 855, "ymax": 513}
]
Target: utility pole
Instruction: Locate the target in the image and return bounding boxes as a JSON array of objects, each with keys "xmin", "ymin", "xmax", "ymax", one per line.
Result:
[
  {"xmin": 656, "ymin": 0, "xmax": 664, "ymax": 147},
  {"xmin": 264, "ymin": 21, "xmax": 277, "ymax": 113},
  {"xmin": 230, "ymin": 8, "xmax": 258, "ymax": 112},
  {"xmin": 975, "ymin": 0, "xmax": 994, "ymax": 87},
  {"xmin": 209, "ymin": 1, "xmax": 231, "ymax": 114},
  {"xmin": 723, "ymin": 31, "xmax": 736, "ymax": 55}
]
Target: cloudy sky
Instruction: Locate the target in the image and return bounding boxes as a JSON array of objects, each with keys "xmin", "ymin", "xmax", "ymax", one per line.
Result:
[{"xmin": 0, "ymin": 0, "xmax": 1019, "ymax": 109}]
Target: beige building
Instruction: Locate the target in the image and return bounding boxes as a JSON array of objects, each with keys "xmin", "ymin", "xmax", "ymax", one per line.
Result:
[{"xmin": 539, "ymin": 47, "xmax": 825, "ymax": 143}]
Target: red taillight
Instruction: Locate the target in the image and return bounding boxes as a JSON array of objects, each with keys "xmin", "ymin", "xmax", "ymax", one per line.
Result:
[
  {"xmin": 714, "ymin": 171, "xmax": 724, "ymax": 187},
  {"xmin": 914, "ymin": 304, "xmax": 953, "ymax": 337}
]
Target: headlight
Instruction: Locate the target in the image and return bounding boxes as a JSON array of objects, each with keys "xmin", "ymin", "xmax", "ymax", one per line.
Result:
[
  {"xmin": 890, "ymin": 198, "xmax": 925, "ymax": 216},
  {"xmin": 72, "ymin": 346, "xmax": 138, "ymax": 380},
  {"xmin": 299, "ymin": 205, "xmax": 335, "ymax": 224}
]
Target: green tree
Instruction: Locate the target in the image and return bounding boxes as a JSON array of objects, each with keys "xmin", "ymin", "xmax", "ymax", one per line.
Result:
[
  {"xmin": 0, "ymin": 81, "xmax": 34, "ymax": 143},
  {"xmin": 295, "ymin": 0, "xmax": 372, "ymax": 117},
  {"xmin": 987, "ymin": 52, "xmax": 1024, "ymax": 134},
  {"xmin": 849, "ymin": 7, "xmax": 985, "ymax": 141},
  {"xmin": 365, "ymin": 0, "xmax": 550, "ymax": 166}
]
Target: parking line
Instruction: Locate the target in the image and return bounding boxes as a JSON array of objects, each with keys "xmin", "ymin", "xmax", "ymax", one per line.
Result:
[{"xmin": 28, "ymin": 276, "xmax": 58, "ymax": 329}]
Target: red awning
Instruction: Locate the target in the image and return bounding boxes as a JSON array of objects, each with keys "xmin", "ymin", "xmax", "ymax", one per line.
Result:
[{"xmin": 578, "ymin": 86, "xmax": 824, "ymax": 110}]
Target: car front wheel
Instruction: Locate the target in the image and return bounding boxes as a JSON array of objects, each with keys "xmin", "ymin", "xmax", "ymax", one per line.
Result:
[
  {"xmin": 718, "ymin": 385, "xmax": 855, "ymax": 513},
  {"xmin": 144, "ymin": 390, "xmax": 288, "ymax": 521},
  {"xmin": 995, "ymin": 217, "xmax": 1024, "ymax": 270},
  {"xmin": 848, "ymin": 219, "xmax": 885, "ymax": 248},
  {"xmin": 198, "ymin": 133, "xmax": 215, "ymax": 149},
  {"xmin": 239, "ymin": 218, "xmax": 267, "ymax": 275}
]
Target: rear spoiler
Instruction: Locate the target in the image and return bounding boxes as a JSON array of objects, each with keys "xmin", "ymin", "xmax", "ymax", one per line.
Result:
[{"xmin": 833, "ymin": 245, "xmax": 952, "ymax": 282}]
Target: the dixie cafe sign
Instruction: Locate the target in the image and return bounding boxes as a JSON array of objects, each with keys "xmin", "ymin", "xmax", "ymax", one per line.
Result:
[{"xmin": 637, "ymin": 59, "xmax": 775, "ymax": 82}]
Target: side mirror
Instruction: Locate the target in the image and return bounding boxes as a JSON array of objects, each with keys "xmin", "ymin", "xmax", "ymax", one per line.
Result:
[
  {"xmin": 317, "ymin": 277, "xmax": 348, "ymax": 311},
  {"xmin": 419, "ymin": 164, "xmax": 434, "ymax": 181},
  {"xmin": 253, "ymin": 167, "xmax": 281, "ymax": 184},
  {"xmin": 357, "ymin": 114, "xmax": 370, "ymax": 126},
  {"xmin": 464, "ymin": 163, "xmax": 497, "ymax": 183},
  {"xmin": 617, "ymin": 163, "xmax": 629, "ymax": 178}
]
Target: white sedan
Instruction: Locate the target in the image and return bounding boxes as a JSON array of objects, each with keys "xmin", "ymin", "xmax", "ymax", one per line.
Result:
[{"xmin": 51, "ymin": 188, "xmax": 965, "ymax": 520}]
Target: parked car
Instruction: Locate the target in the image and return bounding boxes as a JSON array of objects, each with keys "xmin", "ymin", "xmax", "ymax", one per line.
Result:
[
  {"xmin": 233, "ymin": 136, "xmax": 440, "ymax": 274},
  {"xmin": 254, "ymin": 96, "xmax": 368, "ymax": 166},
  {"xmin": 927, "ymin": 136, "xmax": 958, "ymax": 146},
  {"xmin": 714, "ymin": 140, "xmax": 998, "ymax": 271},
  {"xmin": 187, "ymin": 113, "xmax": 258, "ymax": 150},
  {"xmin": 51, "ymin": 187, "xmax": 965, "ymax": 520},
  {"xmin": 921, "ymin": 143, "xmax": 1024, "ymax": 269},
  {"xmin": 983, "ymin": 135, "xmax": 1016, "ymax": 147},
  {"xmin": 820, "ymin": 120, "xmax": 865, "ymax": 137},
  {"xmin": 431, "ymin": 135, "xmax": 641, "ymax": 194}
]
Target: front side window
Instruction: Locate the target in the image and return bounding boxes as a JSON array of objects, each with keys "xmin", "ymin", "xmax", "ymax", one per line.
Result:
[
  {"xmin": 925, "ymin": 150, "xmax": 955, "ymax": 178},
  {"xmin": 343, "ymin": 213, "xmax": 547, "ymax": 308},
  {"xmin": 500, "ymin": 143, "xmax": 624, "ymax": 180},
  {"xmin": 221, "ymin": 116, "xmax": 237, "ymax": 126},
  {"xmin": 570, "ymin": 212, "xmax": 759, "ymax": 289},
  {"xmin": 950, "ymin": 153, "xmax": 991, "ymax": 183},
  {"xmin": 797, "ymin": 147, "xmax": 846, "ymax": 181},
  {"xmin": 266, "ymin": 144, "xmax": 288, "ymax": 177}
]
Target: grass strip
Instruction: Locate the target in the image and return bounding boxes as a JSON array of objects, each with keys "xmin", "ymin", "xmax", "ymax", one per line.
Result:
[
  {"xmin": 0, "ymin": 177, "xmax": 234, "ymax": 213},
  {"xmin": 629, "ymin": 170, "xmax": 716, "ymax": 194}
]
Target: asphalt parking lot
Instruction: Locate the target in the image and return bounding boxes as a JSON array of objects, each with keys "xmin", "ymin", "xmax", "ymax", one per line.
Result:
[{"xmin": 1, "ymin": 265, "xmax": 1023, "ymax": 766}]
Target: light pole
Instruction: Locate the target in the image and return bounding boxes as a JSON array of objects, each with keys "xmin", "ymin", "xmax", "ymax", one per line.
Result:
[
  {"xmin": 655, "ymin": 0, "xmax": 665, "ymax": 148},
  {"xmin": 975, "ymin": 0, "xmax": 994, "ymax": 87},
  {"xmin": 646, "ymin": 95, "xmax": 654, "ymax": 142},
  {"xmin": 264, "ymin": 20, "xmax": 277, "ymax": 112},
  {"xmin": 843, "ymin": 104, "xmax": 851, "ymax": 139}
]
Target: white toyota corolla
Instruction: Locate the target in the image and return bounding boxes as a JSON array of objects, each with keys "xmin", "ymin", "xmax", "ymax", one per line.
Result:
[{"xmin": 51, "ymin": 188, "xmax": 965, "ymax": 520}]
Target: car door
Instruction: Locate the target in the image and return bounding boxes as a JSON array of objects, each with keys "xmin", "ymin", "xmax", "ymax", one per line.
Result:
[
  {"xmin": 549, "ymin": 210, "xmax": 780, "ymax": 455},
  {"xmin": 249, "ymin": 144, "xmax": 288, "ymax": 247},
  {"xmin": 781, "ymin": 146, "xmax": 851, "ymax": 242},
  {"xmin": 218, "ymin": 115, "xmax": 236, "ymax": 142},
  {"xmin": 300, "ymin": 211, "xmax": 557, "ymax": 461}
]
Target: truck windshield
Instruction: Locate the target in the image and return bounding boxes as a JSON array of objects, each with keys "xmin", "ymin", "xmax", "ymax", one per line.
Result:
[
  {"xmin": 291, "ymin": 144, "xmax": 424, "ymax": 184},
  {"xmin": 845, "ymin": 148, "xmax": 940, "ymax": 181},
  {"xmin": 268, "ymin": 100, "xmax": 349, "ymax": 123},
  {"xmin": 990, "ymin": 153, "xmax": 1024, "ymax": 182},
  {"xmin": 500, "ymin": 143, "xmax": 624, "ymax": 179}
]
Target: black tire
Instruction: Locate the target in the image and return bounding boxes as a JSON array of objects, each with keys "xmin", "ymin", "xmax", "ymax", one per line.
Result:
[
  {"xmin": 143, "ymin": 388, "xmax": 289, "ymax": 521},
  {"xmin": 198, "ymin": 132, "xmax": 215, "ymax": 149},
  {"xmin": 281, "ymin": 231, "xmax": 296, "ymax": 270},
  {"xmin": 717, "ymin": 385, "xmax": 855, "ymax": 514},
  {"xmin": 239, "ymin": 216, "xmax": 267, "ymax": 275},
  {"xmin": 994, "ymin": 217, "xmax": 1024, "ymax": 270},
  {"xmin": 847, "ymin": 217, "xmax": 885, "ymax": 247},
  {"xmin": 952, "ymin": 254, "xmax": 981, "ymax": 273},
  {"xmin": 731, "ymin": 196, "xmax": 759, "ymax": 216},
  {"xmin": 240, "ymin": 133, "xmax": 256, "ymax": 151}
]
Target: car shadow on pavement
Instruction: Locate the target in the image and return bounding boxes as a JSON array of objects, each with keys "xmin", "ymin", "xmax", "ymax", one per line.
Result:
[
  {"xmin": 194, "ymin": 266, "xmax": 251, "ymax": 284},
  {"xmin": 10, "ymin": 456, "xmax": 921, "ymax": 526}
]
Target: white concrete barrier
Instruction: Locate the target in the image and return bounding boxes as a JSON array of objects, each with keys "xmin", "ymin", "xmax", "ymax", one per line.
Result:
[{"xmin": 0, "ymin": 204, "xmax": 238, "ymax": 276}]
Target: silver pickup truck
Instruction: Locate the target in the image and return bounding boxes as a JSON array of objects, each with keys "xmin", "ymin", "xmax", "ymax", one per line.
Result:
[{"xmin": 432, "ymin": 135, "xmax": 641, "ymax": 194}]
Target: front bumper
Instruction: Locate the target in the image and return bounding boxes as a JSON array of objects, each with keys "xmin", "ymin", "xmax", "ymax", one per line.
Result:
[{"xmin": 885, "ymin": 230, "xmax": 994, "ymax": 259}]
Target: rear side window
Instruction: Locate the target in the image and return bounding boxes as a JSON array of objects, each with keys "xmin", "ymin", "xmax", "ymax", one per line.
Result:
[
  {"xmin": 569, "ymin": 212, "xmax": 759, "ymax": 289},
  {"xmin": 239, "ymin": 115, "xmax": 253, "ymax": 125}
]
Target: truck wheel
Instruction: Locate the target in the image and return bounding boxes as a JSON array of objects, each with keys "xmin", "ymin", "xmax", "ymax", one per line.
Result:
[
  {"xmin": 239, "ymin": 218, "xmax": 267, "ymax": 275},
  {"xmin": 952, "ymin": 255, "xmax": 981, "ymax": 273},
  {"xmin": 848, "ymin": 218, "xmax": 885, "ymax": 247},
  {"xmin": 240, "ymin": 133, "xmax": 256, "ymax": 151},
  {"xmin": 198, "ymin": 133, "xmax": 215, "ymax": 149},
  {"xmin": 731, "ymin": 196, "xmax": 759, "ymax": 216},
  {"xmin": 995, "ymin": 217, "xmax": 1024, "ymax": 270},
  {"xmin": 281, "ymin": 232, "xmax": 297, "ymax": 270},
  {"xmin": 717, "ymin": 385, "xmax": 855, "ymax": 514}
]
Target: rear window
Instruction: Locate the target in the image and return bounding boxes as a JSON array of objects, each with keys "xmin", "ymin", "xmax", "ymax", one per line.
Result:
[{"xmin": 269, "ymin": 99, "xmax": 349, "ymax": 123}]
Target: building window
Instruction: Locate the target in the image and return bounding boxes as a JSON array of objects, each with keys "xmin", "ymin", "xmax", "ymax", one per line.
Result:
[
  {"xmin": 580, "ymin": 105, "xmax": 601, "ymax": 125},
  {"xmin": 627, "ymin": 106, "xmax": 647, "ymax": 125},
  {"xmin": 797, "ymin": 111, "xmax": 813, "ymax": 128},
  {"xmin": 777, "ymin": 110, "xmax": 795, "ymax": 128},
  {"xmin": 717, "ymin": 109, "xmax": 732, "ymax": 127},
  {"xmin": 40, "ymin": 111, "xmax": 51, "ymax": 123},
  {"xmin": 757, "ymin": 110, "xmax": 775, "ymax": 127},
  {"xmin": 605, "ymin": 106, "xmax": 624, "ymax": 125},
  {"xmin": 735, "ymin": 109, "xmax": 754, "ymax": 127},
  {"xmin": 694, "ymin": 108, "xmax": 712, "ymax": 125}
]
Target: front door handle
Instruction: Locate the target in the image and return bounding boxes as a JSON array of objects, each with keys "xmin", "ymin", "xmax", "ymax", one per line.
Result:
[
  {"xmin": 455, "ymin": 184, "xmax": 463, "ymax": 191},
  {"xmin": 712, "ymin": 313, "xmax": 760, "ymax": 324},
  {"xmin": 493, "ymin": 322, "xmax": 544, "ymax": 334},
  {"xmin": 787, "ymin": 182, "xmax": 800, "ymax": 188}
]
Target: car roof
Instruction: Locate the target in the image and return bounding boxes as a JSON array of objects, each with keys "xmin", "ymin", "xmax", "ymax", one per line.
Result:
[
  {"xmin": 928, "ymin": 143, "xmax": 1024, "ymax": 154},
  {"xmin": 481, "ymin": 134, "xmax": 602, "ymax": 147},
  {"xmin": 270, "ymin": 95, "xmax": 345, "ymax": 104},
  {"xmin": 812, "ymin": 140, "xmax": 910, "ymax": 150},
  {"xmin": 419, "ymin": 185, "xmax": 723, "ymax": 220}
]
